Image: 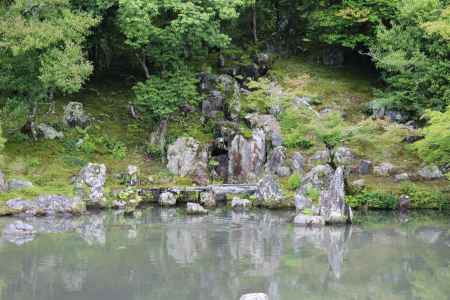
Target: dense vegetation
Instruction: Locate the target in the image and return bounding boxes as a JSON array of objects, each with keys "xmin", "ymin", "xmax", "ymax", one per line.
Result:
[{"xmin": 0, "ymin": 0, "xmax": 449, "ymax": 209}]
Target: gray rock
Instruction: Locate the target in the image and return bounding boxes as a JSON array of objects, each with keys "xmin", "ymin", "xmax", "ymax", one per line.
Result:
[
  {"xmin": 36, "ymin": 123, "xmax": 64, "ymax": 139},
  {"xmin": 167, "ymin": 137, "xmax": 209, "ymax": 185},
  {"xmin": 244, "ymin": 113, "xmax": 283, "ymax": 147},
  {"xmin": 374, "ymin": 163, "xmax": 395, "ymax": 177},
  {"xmin": 351, "ymin": 179, "xmax": 366, "ymax": 191},
  {"xmin": 240, "ymin": 293, "xmax": 268, "ymax": 300},
  {"xmin": 0, "ymin": 170, "xmax": 7, "ymax": 193},
  {"xmin": 186, "ymin": 202, "xmax": 208, "ymax": 215},
  {"xmin": 293, "ymin": 214, "xmax": 325, "ymax": 226},
  {"xmin": 198, "ymin": 72, "xmax": 217, "ymax": 92},
  {"xmin": 358, "ymin": 160, "xmax": 373, "ymax": 175},
  {"xmin": 256, "ymin": 174, "xmax": 283, "ymax": 206},
  {"xmin": 418, "ymin": 165, "xmax": 444, "ymax": 180},
  {"xmin": 79, "ymin": 163, "xmax": 107, "ymax": 205},
  {"xmin": 159, "ymin": 192, "xmax": 177, "ymax": 206},
  {"xmin": 320, "ymin": 167, "xmax": 352, "ymax": 224},
  {"xmin": 394, "ymin": 173, "xmax": 409, "ymax": 182},
  {"xmin": 6, "ymin": 195, "xmax": 85, "ymax": 216},
  {"xmin": 310, "ymin": 150, "xmax": 330, "ymax": 165},
  {"xmin": 2, "ymin": 221, "xmax": 35, "ymax": 245},
  {"xmin": 8, "ymin": 179, "xmax": 33, "ymax": 191},
  {"xmin": 398, "ymin": 195, "xmax": 410, "ymax": 212},
  {"xmin": 290, "ymin": 152, "xmax": 305, "ymax": 173},
  {"xmin": 228, "ymin": 129, "xmax": 266, "ymax": 183},
  {"xmin": 127, "ymin": 165, "xmax": 139, "ymax": 186},
  {"xmin": 112, "ymin": 200, "xmax": 127, "ymax": 209},
  {"xmin": 199, "ymin": 191, "xmax": 216, "ymax": 208},
  {"xmin": 63, "ymin": 102, "xmax": 89, "ymax": 128},
  {"xmin": 333, "ymin": 146, "xmax": 354, "ymax": 166},
  {"xmin": 216, "ymin": 74, "xmax": 240, "ymax": 121},
  {"xmin": 266, "ymin": 146, "xmax": 291, "ymax": 177},
  {"xmin": 295, "ymin": 193, "xmax": 312, "ymax": 211},
  {"xmin": 231, "ymin": 197, "xmax": 252, "ymax": 209},
  {"xmin": 202, "ymin": 90, "xmax": 224, "ymax": 119}
]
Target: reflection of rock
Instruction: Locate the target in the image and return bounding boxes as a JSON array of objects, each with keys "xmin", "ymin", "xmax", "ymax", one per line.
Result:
[
  {"xmin": 416, "ymin": 227, "xmax": 443, "ymax": 244},
  {"xmin": 293, "ymin": 226, "xmax": 352, "ymax": 279},
  {"xmin": 186, "ymin": 202, "xmax": 208, "ymax": 215},
  {"xmin": 166, "ymin": 225, "xmax": 207, "ymax": 264},
  {"xmin": 2, "ymin": 220, "xmax": 35, "ymax": 245},
  {"xmin": 76, "ymin": 215, "xmax": 106, "ymax": 246},
  {"xmin": 62, "ymin": 269, "xmax": 87, "ymax": 292},
  {"xmin": 240, "ymin": 293, "xmax": 269, "ymax": 300}
]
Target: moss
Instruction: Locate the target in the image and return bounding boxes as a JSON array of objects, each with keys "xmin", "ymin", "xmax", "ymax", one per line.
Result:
[
  {"xmin": 167, "ymin": 112, "xmax": 214, "ymax": 144},
  {"xmin": 239, "ymin": 125, "xmax": 253, "ymax": 139}
]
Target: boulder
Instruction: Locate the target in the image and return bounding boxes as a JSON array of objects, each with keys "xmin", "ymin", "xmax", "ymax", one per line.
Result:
[
  {"xmin": 293, "ymin": 214, "xmax": 325, "ymax": 226},
  {"xmin": 418, "ymin": 165, "xmax": 444, "ymax": 180},
  {"xmin": 0, "ymin": 170, "xmax": 7, "ymax": 193},
  {"xmin": 6, "ymin": 195, "xmax": 85, "ymax": 216},
  {"xmin": 358, "ymin": 160, "xmax": 373, "ymax": 175},
  {"xmin": 256, "ymin": 174, "xmax": 283, "ymax": 206},
  {"xmin": 231, "ymin": 197, "xmax": 252, "ymax": 209},
  {"xmin": 244, "ymin": 113, "xmax": 282, "ymax": 147},
  {"xmin": 198, "ymin": 72, "xmax": 217, "ymax": 92},
  {"xmin": 351, "ymin": 179, "xmax": 366, "ymax": 192},
  {"xmin": 394, "ymin": 173, "xmax": 409, "ymax": 182},
  {"xmin": 254, "ymin": 52, "xmax": 272, "ymax": 75},
  {"xmin": 8, "ymin": 179, "xmax": 33, "ymax": 191},
  {"xmin": 36, "ymin": 123, "xmax": 64, "ymax": 139},
  {"xmin": 63, "ymin": 102, "xmax": 89, "ymax": 128},
  {"xmin": 159, "ymin": 192, "xmax": 177, "ymax": 206},
  {"xmin": 186, "ymin": 202, "xmax": 208, "ymax": 215},
  {"xmin": 266, "ymin": 146, "xmax": 291, "ymax": 177},
  {"xmin": 320, "ymin": 167, "xmax": 352, "ymax": 224},
  {"xmin": 228, "ymin": 129, "xmax": 266, "ymax": 183},
  {"xmin": 79, "ymin": 163, "xmax": 107, "ymax": 206},
  {"xmin": 374, "ymin": 163, "xmax": 395, "ymax": 177},
  {"xmin": 294, "ymin": 193, "xmax": 312, "ymax": 211},
  {"xmin": 398, "ymin": 195, "xmax": 410, "ymax": 212},
  {"xmin": 127, "ymin": 165, "xmax": 139, "ymax": 186},
  {"xmin": 310, "ymin": 150, "xmax": 331, "ymax": 166},
  {"xmin": 202, "ymin": 90, "xmax": 224, "ymax": 119},
  {"xmin": 199, "ymin": 191, "xmax": 216, "ymax": 208},
  {"xmin": 240, "ymin": 293, "xmax": 269, "ymax": 300},
  {"xmin": 333, "ymin": 146, "xmax": 354, "ymax": 166},
  {"xmin": 290, "ymin": 152, "xmax": 305, "ymax": 173},
  {"xmin": 167, "ymin": 137, "xmax": 208, "ymax": 184},
  {"xmin": 216, "ymin": 75, "xmax": 240, "ymax": 121}
]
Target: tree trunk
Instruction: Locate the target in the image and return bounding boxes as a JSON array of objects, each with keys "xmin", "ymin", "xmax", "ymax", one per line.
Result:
[
  {"xmin": 136, "ymin": 52, "xmax": 150, "ymax": 79},
  {"xmin": 252, "ymin": 1, "xmax": 258, "ymax": 43}
]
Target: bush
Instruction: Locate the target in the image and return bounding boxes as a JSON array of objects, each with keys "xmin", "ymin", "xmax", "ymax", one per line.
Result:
[
  {"xmin": 412, "ymin": 108, "xmax": 450, "ymax": 167},
  {"xmin": 0, "ymin": 124, "xmax": 5, "ymax": 152},
  {"xmin": 287, "ymin": 173, "xmax": 302, "ymax": 191},
  {"xmin": 401, "ymin": 183, "xmax": 449, "ymax": 209},
  {"xmin": 346, "ymin": 191, "xmax": 398, "ymax": 209},
  {"xmin": 133, "ymin": 70, "xmax": 200, "ymax": 121}
]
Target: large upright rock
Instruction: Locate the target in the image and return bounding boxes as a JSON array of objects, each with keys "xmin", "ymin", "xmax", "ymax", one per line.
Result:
[
  {"xmin": 266, "ymin": 146, "xmax": 290, "ymax": 177},
  {"xmin": 63, "ymin": 102, "xmax": 89, "ymax": 128},
  {"xmin": 0, "ymin": 170, "xmax": 7, "ymax": 193},
  {"xmin": 256, "ymin": 174, "xmax": 283, "ymax": 207},
  {"xmin": 79, "ymin": 163, "xmax": 107, "ymax": 206},
  {"xmin": 295, "ymin": 164, "xmax": 334, "ymax": 210},
  {"xmin": 167, "ymin": 137, "xmax": 209, "ymax": 185},
  {"xmin": 202, "ymin": 90, "xmax": 224, "ymax": 119},
  {"xmin": 216, "ymin": 75, "xmax": 240, "ymax": 121},
  {"xmin": 245, "ymin": 113, "xmax": 282, "ymax": 147},
  {"xmin": 320, "ymin": 167, "xmax": 352, "ymax": 224},
  {"xmin": 228, "ymin": 129, "xmax": 266, "ymax": 183}
]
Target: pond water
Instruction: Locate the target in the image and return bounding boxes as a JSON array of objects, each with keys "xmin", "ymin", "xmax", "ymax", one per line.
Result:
[{"xmin": 0, "ymin": 208, "xmax": 449, "ymax": 300}]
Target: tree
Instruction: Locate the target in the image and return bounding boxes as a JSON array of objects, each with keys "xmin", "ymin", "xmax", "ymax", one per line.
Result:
[
  {"xmin": 370, "ymin": 0, "xmax": 450, "ymax": 116},
  {"xmin": 412, "ymin": 108, "xmax": 450, "ymax": 167},
  {"xmin": 0, "ymin": 0, "xmax": 99, "ymax": 116}
]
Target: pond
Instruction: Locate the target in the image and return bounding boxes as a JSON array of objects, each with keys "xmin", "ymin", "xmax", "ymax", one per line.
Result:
[{"xmin": 0, "ymin": 208, "xmax": 449, "ymax": 300}]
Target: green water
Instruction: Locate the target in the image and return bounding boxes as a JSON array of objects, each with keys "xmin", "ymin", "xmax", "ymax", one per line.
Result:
[{"xmin": 0, "ymin": 208, "xmax": 449, "ymax": 300}]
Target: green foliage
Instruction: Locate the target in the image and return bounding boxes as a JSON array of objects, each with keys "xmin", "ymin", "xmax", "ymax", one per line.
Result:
[
  {"xmin": 306, "ymin": 186, "xmax": 320, "ymax": 203},
  {"xmin": 133, "ymin": 70, "xmax": 200, "ymax": 120},
  {"xmin": 241, "ymin": 78, "xmax": 274, "ymax": 113},
  {"xmin": 0, "ymin": 0, "xmax": 99, "ymax": 104},
  {"xmin": 346, "ymin": 191, "xmax": 398, "ymax": 209},
  {"xmin": 0, "ymin": 124, "xmax": 5, "ymax": 153},
  {"xmin": 312, "ymin": 112, "xmax": 345, "ymax": 149},
  {"xmin": 280, "ymin": 107, "xmax": 314, "ymax": 149},
  {"xmin": 412, "ymin": 108, "xmax": 450, "ymax": 166},
  {"xmin": 287, "ymin": 173, "xmax": 302, "ymax": 191},
  {"xmin": 370, "ymin": 0, "xmax": 450, "ymax": 115},
  {"xmin": 401, "ymin": 182, "xmax": 449, "ymax": 209}
]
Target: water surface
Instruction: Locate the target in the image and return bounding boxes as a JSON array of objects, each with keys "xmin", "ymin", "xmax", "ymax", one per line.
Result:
[{"xmin": 0, "ymin": 208, "xmax": 449, "ymax": 300}]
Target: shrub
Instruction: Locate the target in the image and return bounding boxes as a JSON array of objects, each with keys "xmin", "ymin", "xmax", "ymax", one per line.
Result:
[
  {"xmin": 287, "ymin": 173, "xmax": 302, "ymax": 191},
  {"xmin": 346, "ymin": 191, "xmax": 398, "ymax": 209},
  {"xmin": 401, "ymin": 183, "xmax": 449, "ymax": 209}
]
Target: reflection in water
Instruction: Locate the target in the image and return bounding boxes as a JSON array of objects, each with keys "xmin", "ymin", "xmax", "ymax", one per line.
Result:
[{"xmin": 0, "ymin": 209, "xmax": 449, "ymax": 300}]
